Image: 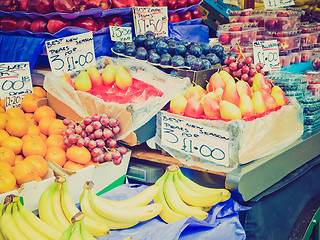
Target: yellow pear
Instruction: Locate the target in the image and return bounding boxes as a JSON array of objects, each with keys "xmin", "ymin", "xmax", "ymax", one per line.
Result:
[
  {"xmin": 102, "ymin": 64, "xmax": 117, "ymax": 85},
  {"xmin": 219, "ymin": 70, "xmax": 234, "ymax": 83},
  {"xmin": 170, "ymin": 95, "xmax": 187, "ymax": 114},
  {"xmin": 74, "ymin": 70, "xmax": 92, "ymax": 91},
  {"xmin": 252, "ymin": 91, "xmax": 267, "ymax": 114},
  {"xmin": 115, "ymin": 66, "xmax": 133, "ymax": 90},
  {"xmin": 239, "ymin": 94, "xmax": 255, "ymax": 118},
  {"xmin": 219, "ymin": 100, "xmax": 242, "ymax": 120},
  {"xmin": 271, "ymin": 85, "xmax": 287, "ymax": 106},
  {"xmin": 87, "ymin": 65, "xmax": 103, "ymax": 87}
]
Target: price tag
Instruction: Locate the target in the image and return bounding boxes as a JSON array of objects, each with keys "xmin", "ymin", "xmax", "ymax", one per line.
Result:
[
  {"xmin": 110, "ymin": 26, "xmax": 133, "ymax": 42},
  {"xmin": 263, "ymin": 0, "xmax": 294, "ymax": 9},
  {"xmin": 45, "ymin": 32, "xmax": 96, "ymax": 75},
  {"xmin": 253, "ymin": 40, "xmax": 280, "ymax": 72},
  {"xmin": 0, "ymin": 62, "xmax": 33, "ymax": 108},
  {"xmin": 160, "ymin": 112, "xmax": 230, "ymax": 167},
  {"xmin": 133, "ymin": 6, "xmax": 168, "ymax": 37}
]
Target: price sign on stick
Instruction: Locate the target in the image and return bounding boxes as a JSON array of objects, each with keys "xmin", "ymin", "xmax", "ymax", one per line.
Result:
[
  {"xmin": 253, "ymin": 40, "xmax": 280, "ymax": 72},
  {"xmin": 110, "ymin": 26, "xmax": 133, "ymax": 42},
  {"xmin": 45, "ymin": 32, "xmax": 96, "ymax": 75},
  {"xmin": 133, "ymin": 6, "xmax": 168, "ymax": 37},
  {"xmin": 263, "ymin": 0, "xmax": 294, "ymax": 9},
  {"xmin": 0, "ymin": 62, "xmax": 33, "ymax": 109},
  {"xmin": 160, "ymin": 112, "xmax": 230, "ymax": 167}
]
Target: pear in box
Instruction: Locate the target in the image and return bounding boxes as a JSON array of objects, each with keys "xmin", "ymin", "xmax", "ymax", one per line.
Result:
[
  {"xmin": 236, "ymin": 80, "xmax": 253, "ymax": 98},
  {"xmin": 115, "ymin": 66, "xmax": 133, "ymax": 90},
  {"xmin": 252, "ymin": 73, "xmax": 272, "ymax": 93},
  {"xmin": 206, "ymin": 72, "xmax": 226, "ymax": 92},
  {"xmin": 61, "ymin": 72, "xmax": 74, "ymax": 88},
  {"xmin": 202, "ymin": 92, "xmax": 220, "ymax": 118},
  {"xmin": 170, "ymin": 95, "xmax": 187, "ymax": 114},
  {"xmin": 184, "ymin": 98, "xmax": 204, "ymax": 118},
  {"xmin": 252, "ymin": 91, "xmax": 267, "ymax": 114},
  {"xmin": 87, "ymin": 65, "xmax": 103, "ymax": 87},
  {"xmin": 74, "ymin": 70, "xmax": 92, "ymax": 91},
  {"xmin": 261, "ymin": 89, "xmax": 277, "ymax": 110},
  {"xmin": 102, "ymin": 64, "xmax": 117, "ymax": 85},
  {"xmin": 239, "ymin": 94, "xmax": 255, "ymax": 118},
  {"xmin": 222, "ymin": 78, "xmax": 240, "ymax": 107},
  {"xmin": 271, "ymin": 86, "xmax": 287, "ymax": 106},
  {"xmin": 219, "ymin": 70, "xmax": 234, "ymax": 83},
  {"xmin": 219, "ymin": 100, "xmax": 242, "ymax": 120}
]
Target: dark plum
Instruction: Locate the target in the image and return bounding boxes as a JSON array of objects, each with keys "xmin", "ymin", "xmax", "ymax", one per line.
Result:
[
  {"xmin": 154, "ymin": 36, "xmax": 166, "ymax": 44},
  {"xmin": 156, "ymin": 41, "xmax": 169, "ymax": 55},
  {"xmin": 160, "ymin": 53, "xmax": 172, "ymax": 65},
  {"xmin": 168, "ymin": 42, "xmax": 177, "ymax": 56},
  {"xmin": 166, "ymin": 37, "xmax": 177, "ymax": 45},
  {"xmin": 206, "ymin": 53, "xmax": 221, "ymax": 65},
  {"xmin": 144, "ymin": 38, "xmax": 156, "ymax": 50},
  {"xmin": 202, "ymin": 59, "xmax": 212, "ymax": 69},
  {"xmin": 200, "ymin": 43, "xmax": 211, "ymax": 55},
  {"xmin": 148, "ymin": 52, "xmax": 161, "ymax": 63},
  {"xmin": 175, "ymin": 44, "xmax": 187, "ymax": 57},
  {"xmin": 135, "ymin": 47, "xmax": 148, "ymax": 60},
  {"xmin": 188, "ymin": 44, "xmax": 202, "ymax": 58},
  {"xmin": 170, "ymin": 69, "xmax": 178, "ymax": 76},
  {"xmin": 185, "ymin": 54, "xmax": 197, "ymax": 67},
  {"xmin": 135, "ymin": 34, "xmax": 147, "ymax": 47},
  {"xmin": 190, "ymin": 58, "xmax": 205, "ymax": 71},
  {"xmin": 145, "ymin": 30, "xmax": 156, "ymax": 40},
  {"xmin": 171, "ymin": 55, "xmax": 185, "ymax": 67},
  {"xmin": 112, "ymin": 41, "xmax": 125, "ymax": 53},
  {"xmin": 211, "ymin": 44, "xmax": 224, "ymax": 58},
  {"xmin": 124, "ymin": 46, "xmax": 136, "ymax": 56}
]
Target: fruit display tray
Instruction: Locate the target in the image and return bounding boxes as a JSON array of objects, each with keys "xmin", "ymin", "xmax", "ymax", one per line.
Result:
[{"xmin": 264, "ymin": 16, "xmax": 299, "ymax": 31}]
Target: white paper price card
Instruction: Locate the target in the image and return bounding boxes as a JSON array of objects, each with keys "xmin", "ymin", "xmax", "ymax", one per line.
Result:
[
  {"xmin": 253, "ymin": 40, "xmax": 280, "ymax": 72},
  {"xmin": 161, "ymin": 112, "xmax": 230, "ymax": 167},
  {"xmin": 45, "ymin": 32, "xmax": 96, "ymax": 75},
  {"xmin": 110, "ymin": 26, "xmax": 132, "ymax": 42},
  {"xmin": 0, "ymin": 62, "xmax": 33, "ymax": 110},
  {"xmin": 263, "ymin": 0, "xmax": 294, "ymax": 9},
  {"xmin": 133, "ymin": 6, "xmax": 168, "ymax": 37}
]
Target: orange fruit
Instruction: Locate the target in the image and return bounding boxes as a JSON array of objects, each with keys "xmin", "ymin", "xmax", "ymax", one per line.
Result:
[
  {"xmin": 5, "ymin": 107, "xmax": 25, "ymax": 119},
  {"xmin": 24, "ymin": 113, "xmax": 37, "ymax": 125},
  {"xmin": 0, "ymin": 162, "xmax": 12, "ymax": 172},
  {"xmin": 33, "ymin": 86, "xmax": 47, "ymax": 99},
  {"xmin": 0, "ymin": 107, "xmax": 5, "ymax": 113},
  {"xmin": 22, "ymin": 139, "xmax": 47, "ymax": 158},
  {"xmin": 83, "ymin": 160, "xmax": 99, "ymax": 168},
  {"xmin": 63, "ymin": 161, "xmax": 84, "ymax": 172},
  {"xmin": 39, "ymin": 133, "xmax": 47, "ymax": 142},
  {"xmin": 45, "ymin": 146, "xmax": 67, "ymax": 167},
  {"xmin": 14, "ymin": 154, "xmax": 24, "ymax": 165},
  {"xmin": 38, "ymin": 117, "xmax": 55, "ymax": 136},
  {"xmin": 66, "ymin": 146, "xmax": 91, "ymax": 165},
  {"xmin": 21, "ymin": 93, "xmax": 40, "ymax": 113},
  {"xmin": 24, "ymin": 155, "xmax": 48, "ymax": 178},
  {"xmin": 46, "ymin": 134, "xmax": 67, "ymax": 150},
  {"xmin": 12, "ymin": 161, "xmax": 39, "ymax": 185},
  {"xmin": 0, "ymin": 129, "xmax": 10, "ymax": 145},
  {"xmin": 0, "ymin": 113, "xmax": 9, "ymax": 129},
  {"xmin": 48, "ymin": 119, "xmax": 67, "ymax": 136},
  {"xmin": 0, "ymin": 171, "xmax": 16, "ymax": 193},
  {"xmin": 27, "ymin": 123, "xmax": 40, "ymax": 136},
  {"xmin": 6, "ymin": 117, "xmax": 29, "ymax": 138},
  {"xmin": 0, "ymin": 99, "xmax": 5, "ymax": 109},
  {"xmin": 1, "ymin": 136, "xmax": 23, "ymax": 155},
  {"xmin": 0, "ymin": 146, "xmax": 15, "ymax": 166},
  {"xmin": 34, "ymin": 106, "xmax": 56, "ymax": 123},
  {"xmin": 21, "ymin": 134, "xmax": 43, "ymax": 143}
]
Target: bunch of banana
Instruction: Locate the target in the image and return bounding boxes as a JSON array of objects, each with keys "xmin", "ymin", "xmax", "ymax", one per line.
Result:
[
  {"xmin": 154, "ymin": 165, "xmax": 231, "ymax": 224},
  {"xmin": 38, "ymin": 176, "xmax": 110, "ymax": 238},
  {"xmin": 80, "ymin": 181, "xmax": 163, "ymax": 229},
  {"xmin": 61, "ymin": 212, "xmax": 96, "ymax": 240},
  {"xmin": 0, "ymin": 194, "xmax": 62, "ymax": 240}
]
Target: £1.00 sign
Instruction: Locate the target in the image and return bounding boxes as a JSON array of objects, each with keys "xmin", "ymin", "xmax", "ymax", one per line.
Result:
[
  {"xmin": 0, "ymin": 62, "xmax": 33, "ymax": 109},
  {"xmin": 253, "ymin": 40, "xmax": 280, "ymax": 72},
  {"xmin": 46, "ymin": 32, "xmax": 96, "ymax": 75},
  {"xmin": 160, "ymin": 112, "xmax": 230, "ymax": 167}
]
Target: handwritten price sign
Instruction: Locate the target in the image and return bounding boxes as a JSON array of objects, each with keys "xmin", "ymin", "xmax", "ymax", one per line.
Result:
[
  {"xmin": 133, "ymin": 6, "xmax": 168, "ymax": 37},
  {"xmin": 253, "ymin": 40, "xmax": 280, "ymax": 72},
  {"xmin": 45, "ymin": 32, "xmax": 96, "ymax": 75},
  {"xmin": 110, "ymin": 26, "xmax": 132, "ymax": 42},
  {"xmin": 263, "ymin": 0, "xmax": 294, "ymax": 8},
  {"xmin": 160, "ymin": 112, "xmax": 230, "ymax": 167}
]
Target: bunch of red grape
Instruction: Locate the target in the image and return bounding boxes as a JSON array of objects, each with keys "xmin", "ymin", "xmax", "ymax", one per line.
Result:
[
  {"xmin": 221, "ymin": 55, "xmax": 264, "ymax": 86},
  {"xmin": 62, "ymin": 113, "xmax": 128, "ymax": 166}
]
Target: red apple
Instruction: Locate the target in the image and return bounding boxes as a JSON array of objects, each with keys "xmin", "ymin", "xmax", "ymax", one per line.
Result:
[
  {"xmin": 127, "ymin": 0, "xmax": 138, "ymax": 7},
  {"xmin": 105, "ymin": 15, "xmax": 123, "ymax": 27},
  {"xmin": 36, "ymin": 0, "xmax": 55, "ymax": 14},
  {"xmin": 0, "ymin": 0, "xmax": 19, "ymax": 11},
  {"xmin": 177, "ymin": 0, "xmax": 187, "ymax": 8},
  {"xmin": 169, "ymin": 13, "xmax": 180, "ymax": 23},
  {"xmin": 111, "ymin": 0, "xmax": 127, "ymax": 8},
  {"xmin": 191, "ymin": 7, "xmax": 202, "ymax": 19},
  {"xmin": 73, "ymin": 16, "xmax": 98, "ymax": 31},
  {"xmin": 47, "ymin": 16, "xmax": 72, "ymax": 34},
  {"xmin": 0, "ymin": 17, "xmax": 18, "ymax": 31},
  {"xmin": 153, "ymin": 0, "xmax": 168, "ymax": 6},
  {"xmin": 19, "ymin": 0, "xmax": 28, "ymax": 11},
  {"xmin": 179, "ymin": 11, "xmax": 192, "ymax": 21},
  {"xmin": 84, "ymin": 0, "xmax": 100, "ymax": 8},
  {"xmin": 73, "ymin": 0, "xmax": 87, "ymax": 11},
  {"xmin": 138, "ymin": 0, "xmax": 154, "ymax": 6},
  {"xmin": 95, "ymin": 18, "xmax": 106, "ymax": 30},
  {"xmin": 187, "ymin": 0, "xmax": 199, "ymax": 6},
  {"xmin": 167, "ymin": 0, "xmax": 177, "ymax": 9},
  {"xmin": 30, "ymin": 18, "xmax": 48, "ymax": 33},
  {"xmin": 26, "ymin": 0, "xmax": 38, "ymax": 12},
  {"xmin": 16, "ymin": 17, "xmax": 33, "ymax": 31},
  {"xmin": 53, "ymin": 0, "xmax": 77, "ymax": 13},
  {"xmin": 99, "ymin": 0, "xmax": 111, "ymax": 10},
  {"xmin": 184, "ymin": 98, "xmax": 204, "ymax": 118}
]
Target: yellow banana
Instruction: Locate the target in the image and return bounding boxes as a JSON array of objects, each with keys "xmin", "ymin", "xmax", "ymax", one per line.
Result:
[
  {"xmin": 60, "ymin": 182, "xmax": 110, "ymax": 238},
  {"xmin": 80, "ymin": 187, "xmax": 139, "ymax": 229},
  {"xmin": 52, "ymin": 182, "xmax": 70, "ymax": 229},
  {"xmin": 88, "ymin": 189, "xmax": 163, "ymax": 223},
  {"xmin": 38, "ymin": 182, "xmax": 66, "ymax": 232},
  {"xmin": 11, "ymin": 202, "xmax": 48, "ymax": 240},
  {"xmin": 79, "ymin": 220, "xmax": 96, "ymax": 240},
  {"xmin": 163, "ymin": 172, "xmax": 208, "ymax": 221},
  {"xmin": 17, "ymin": 201, "xmax": 62, "ymax": 240},
  {"xmin": 173, "ymin": 171, "xmax": 224, "ymax": 207},
  {"xmin": 1, "ymin": 203, "xmax": 28, "ymax": 240},
  {"xmin": 60, "ymin": 223, "xmax": 73, "ymax": 240},
  {"xmin": 70, "ymin": 221, "xmax": 83, "ymax": 240},
  {"xmin": 84, "ymin": 181, "xmax": 159, "ymax": 208},
  {"xmin": 176, "ymin": 168, "xmax": 231, "ymax": 202},
  {"xmin": 0, "ymin": 202, "xmax": 6, "ymax": 240},
  {"xmin": 154, "ymin": 172, "xmax": 185, "ymax": 223}
]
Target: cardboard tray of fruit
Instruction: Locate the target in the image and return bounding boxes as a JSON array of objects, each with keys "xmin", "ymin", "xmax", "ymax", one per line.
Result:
[{"xmin": 43, "ymin": 56, "xmax": 190, "ymax": 146}]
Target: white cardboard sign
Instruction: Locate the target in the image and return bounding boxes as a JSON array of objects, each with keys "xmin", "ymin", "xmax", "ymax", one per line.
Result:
[
  {"xmin": 161, "ymin": 112, "xmax": 230, "ymax": 167},
  {"xmin": 110, "ymin": 26, "xmax": 133, "ymax": 42},
  {"xmin": 45, "ymin": 32, "xmax": 96, "ymax": 75},
  {"xmin": 253, "ymin": 40, "xmax": 280, "ymax": 71},
  {"xmin": 263, "ymin": 0, "xmax": 294, "ymax": 9},
  {"xmin": 133, "ymin": 6, "xmax": 168, "ymax": 37}
]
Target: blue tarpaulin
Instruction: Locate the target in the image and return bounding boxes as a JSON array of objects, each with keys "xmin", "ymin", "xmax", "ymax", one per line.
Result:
[{"xmin": 85, "ymin": 184, "xmax": 249, "ymax": 240}]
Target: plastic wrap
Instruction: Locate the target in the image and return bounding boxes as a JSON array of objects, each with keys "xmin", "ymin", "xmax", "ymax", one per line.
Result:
[
  {"xmin": 155, "ymin": 99, "xmax": 304, "ymax": 172},
  {"xmin": 43, "ymin": 56, "xmax": 190, "ymax": 145}
]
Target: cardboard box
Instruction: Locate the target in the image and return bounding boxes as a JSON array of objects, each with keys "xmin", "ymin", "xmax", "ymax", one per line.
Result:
[
  {"xmin": 0, "ymin": 168, "xmax": 55, "ymax": 212},
  {"xmin": 48, "ymin": 151, "xmax": 131, "ymax": 204}
]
